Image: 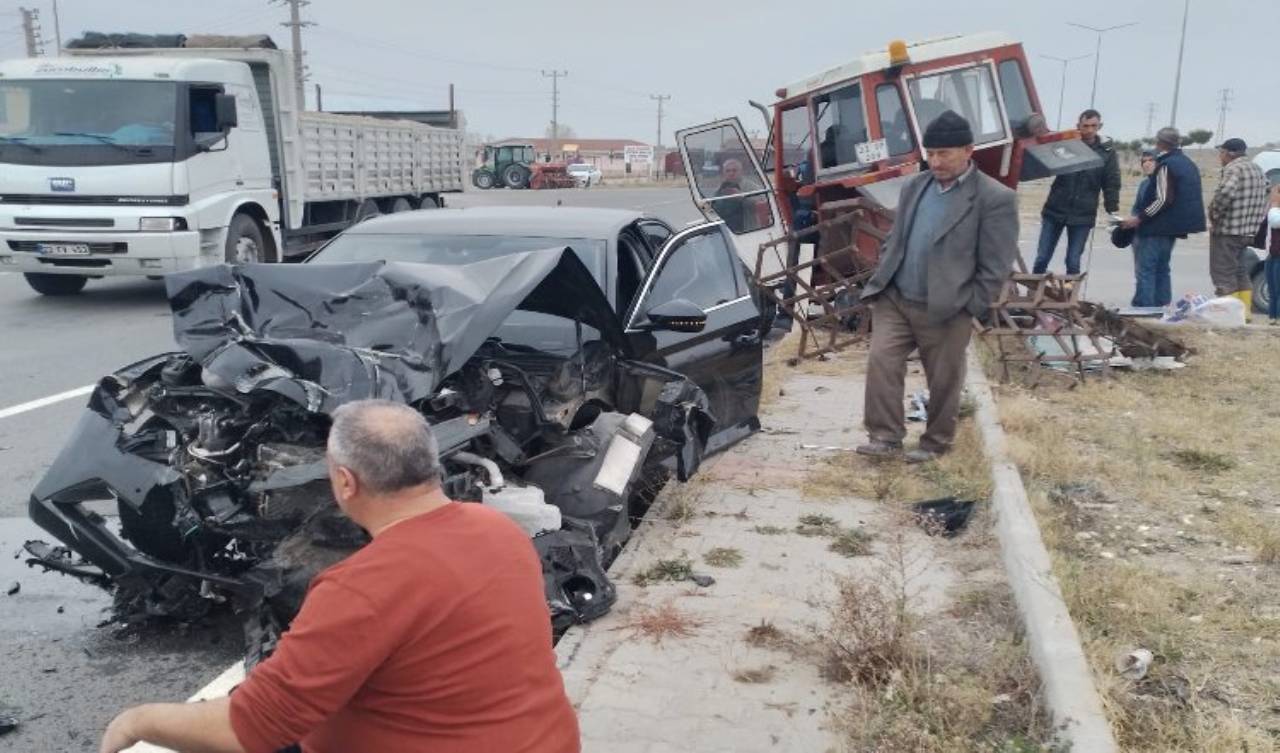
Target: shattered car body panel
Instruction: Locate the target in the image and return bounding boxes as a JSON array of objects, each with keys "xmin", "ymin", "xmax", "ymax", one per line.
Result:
[{"xmin": 27, "ymin": 246, "xmax": 744, "ymax": 658}]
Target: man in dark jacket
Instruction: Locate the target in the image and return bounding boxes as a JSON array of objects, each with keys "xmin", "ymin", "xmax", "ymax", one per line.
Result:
[
  {"xmin": 856, "ymin": 111, "xmax": 1018, "ymax": 464},
  {"xmin": 1122, "ymin": 127, "xmax": 1207, "ymax": 307},
  {"xmin": 1032, "ymin": 109, "xmax": 1120, "ymax": 275}
]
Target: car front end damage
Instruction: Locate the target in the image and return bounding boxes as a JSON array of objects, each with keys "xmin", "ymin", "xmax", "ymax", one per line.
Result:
[{"xmin": 25, "ymin": 249, "xmax": 718, "ymax": 661}]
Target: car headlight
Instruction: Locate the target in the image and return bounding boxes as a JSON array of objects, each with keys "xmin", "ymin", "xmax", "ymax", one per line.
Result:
[{"xmin": 139, "ymin": 217, "xmax": 189, "ymax": 232}]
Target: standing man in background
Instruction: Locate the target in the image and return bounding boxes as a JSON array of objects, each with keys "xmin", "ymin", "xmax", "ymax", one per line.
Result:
[
  {"xmin": 1032, "ymin": 109, "xmax": 1121, "ymax": 276},
  {"xmin": 1208, "ymin": 138, "xmax": 1268, "ymax": 317},
  {"xmin": 1122, "ymin": 127, "xmax": 1206, "ymax": 308}
]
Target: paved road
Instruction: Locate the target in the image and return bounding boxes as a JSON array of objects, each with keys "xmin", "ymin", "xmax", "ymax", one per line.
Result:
[{"xmin": 0, "ymin": 183, "xmax": 1217, "ymax": 751}]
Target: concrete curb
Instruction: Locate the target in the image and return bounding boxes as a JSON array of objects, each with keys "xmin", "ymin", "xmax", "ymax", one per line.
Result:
[{"xmin": 965, "ymin": 350, "xmax": 1118, "ymax": 752}]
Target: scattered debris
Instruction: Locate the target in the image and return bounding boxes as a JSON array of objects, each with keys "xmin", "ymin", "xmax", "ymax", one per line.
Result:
[
  {"xmin": 752, "ymin": 525, "xmax": 788, "ymax": 536},
  {"xmin": 906, "ymin": 391, "xmax": 929, "ymax": 422},
  {"xmin": 1160, "ymin": 294, "xmax": 1246, "ymax": 327},
  {"xmin": 911, "ymin": 498, "xmax": 977, "ymax": 537},
  {"xmin": 4, "ymin": 581, "xmax": 17, "ymax": 596},
  {"xmin": 0, "ymin": 715, "xmax": 17, "ymax": 735},
  {"xmin": 1116, "ymin": 649, "xmax": 1154, "ymax": 681},
  {"xmin": 732, "ymin": 665, "xmax": 778, "ymax": 684},
  {"xmin": 689, "ymin": 574, "xmax": 716, "ymax": 588}
]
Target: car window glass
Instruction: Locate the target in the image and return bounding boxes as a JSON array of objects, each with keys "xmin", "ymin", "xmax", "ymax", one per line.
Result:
[
  {"xmin": 813, "ymin": 83, "xmax": 869, "ymax": 169},
  {"xmin": 876, "ymin": 84, "xmax": 916, "ymax": 157},
  {"xmin": 908, "ymin": 65, "xmax": 1007, "ymax": 145},
  {"xmin": 680, "ymin": 123, "xmax": 776, "ymax": 235},
  {"xmin": 644, "ymin": 230, "xmax": 739, "ymax": 313},
  {"xmin": 637, "ymin": 221, "xmax": 671, "ymax": 256},
  {"xmin": 616, "ymin": 232, "xmax": 647, "ymax": 314}
]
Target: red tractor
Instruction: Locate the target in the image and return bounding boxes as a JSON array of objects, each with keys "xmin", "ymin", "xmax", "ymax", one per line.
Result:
[{"xmin": 674, "ymin": 33, "xmax": 1102, "ymax": 353}]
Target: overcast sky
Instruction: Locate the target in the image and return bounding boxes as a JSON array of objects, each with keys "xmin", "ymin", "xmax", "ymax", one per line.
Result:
[{"xmin": 6, "ymin": 0, "xmax": 1275, "ymax": 147}]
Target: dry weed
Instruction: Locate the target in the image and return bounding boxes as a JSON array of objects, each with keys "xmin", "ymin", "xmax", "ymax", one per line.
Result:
[
  {"xmin": 752, "ymin": 524, "xmax": 788, "ymax": 535},
  {"xmin": 744, "ymin": 620, "xmax": 788, "ymax": 648},
  {"xmin": 828, "ymin": 527, "xmax": 874, "ymax": 558},
  {"xmin": 614, "ymin": 602, "xmax": 704, "ymax": 644},
  {"xmin": 702, "ymin": 547, "xmax": 744, "ymax": 568},
  {"xmin": 731, "ymin": 665, "xmax": 777, "ymax": 684},
  {"xmin": 632, "ymin": 557, "xmax": 693, "ymax": 586}
]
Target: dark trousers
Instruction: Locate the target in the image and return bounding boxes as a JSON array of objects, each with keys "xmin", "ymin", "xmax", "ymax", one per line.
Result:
[
  {"xmin": 1267, "ymin": 256, "xmax": 1280, "ymax": 320},
  {"xmin": 1033, "ymin": 218, "xmax": 1091, "ymax": 275},
  {"xmin": 1209, "ymin": 233, "xmax": 1253, "ymax": 296},
  {"xmin": 864, "ymin": 288, "xmax": 973, "ymax": 453},
  {"xmin": 1132, "ymin": 235, "xmax": 1175, "ymax": 307}
]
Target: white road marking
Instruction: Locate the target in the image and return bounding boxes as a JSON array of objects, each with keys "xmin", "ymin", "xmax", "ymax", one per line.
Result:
[{"xmin": 0, "ymin": 385, "xmax": 94, "ymax": 420}]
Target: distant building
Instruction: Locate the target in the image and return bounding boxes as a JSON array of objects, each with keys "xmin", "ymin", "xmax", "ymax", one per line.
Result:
[{"xmin": 492, "ymin": 137, "xmax": 654, "ymax": 177}]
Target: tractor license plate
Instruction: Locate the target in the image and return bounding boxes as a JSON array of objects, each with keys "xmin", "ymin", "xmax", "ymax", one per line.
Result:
[{"xmin": 38, "ymin": 243, "xmax": 92, "ymax": 256}]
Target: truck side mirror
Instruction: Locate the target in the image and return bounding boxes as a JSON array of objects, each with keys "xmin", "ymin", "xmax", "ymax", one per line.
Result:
[{"xmin": 215, "ymin": 94, "xmax": 238, "ymax": 131}]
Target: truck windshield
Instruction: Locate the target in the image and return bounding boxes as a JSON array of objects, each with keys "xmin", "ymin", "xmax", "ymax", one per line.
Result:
[{"xmin": 0, "ymin": 79, "xmax": 178, "ymax": 148}]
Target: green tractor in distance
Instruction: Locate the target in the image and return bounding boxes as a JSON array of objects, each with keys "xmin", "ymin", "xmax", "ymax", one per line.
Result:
[{"xmin": 472, "ymin": 143, "xmax": 536, "ymax": 189}]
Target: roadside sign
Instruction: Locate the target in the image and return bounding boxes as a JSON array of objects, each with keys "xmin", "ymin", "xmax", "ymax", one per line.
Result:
[{"xmin": 624, "ymin": 145, "xmax": 654, "ymax": 164}]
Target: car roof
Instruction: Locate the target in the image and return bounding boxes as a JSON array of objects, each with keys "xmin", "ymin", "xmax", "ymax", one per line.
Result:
[{"xmin": 344, "ymin": 205, "xmax": 647, "ymax": 240}]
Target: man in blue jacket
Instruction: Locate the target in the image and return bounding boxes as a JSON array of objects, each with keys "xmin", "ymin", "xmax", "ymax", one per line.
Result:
[{"xmin": 1121, "ymin": 127, "xmax": 1206, "ymax": 307}]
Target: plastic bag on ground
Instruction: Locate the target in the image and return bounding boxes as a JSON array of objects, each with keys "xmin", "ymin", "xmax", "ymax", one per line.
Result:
[{"xmin": 1160, "ymin": 294, "xmax": 1245, "ymax": 327}]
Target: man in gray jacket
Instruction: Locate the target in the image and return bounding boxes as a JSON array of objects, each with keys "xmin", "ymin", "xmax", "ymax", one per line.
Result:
[{"xmin": 856, "ymin": 111, "xmax": 1019, "ymax": 463}]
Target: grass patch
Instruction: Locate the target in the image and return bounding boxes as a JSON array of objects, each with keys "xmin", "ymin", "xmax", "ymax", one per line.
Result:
[
  {"xmin": 702, "ymin": 547, "xmax": 744, "ymax": 568},
  {"xmin": 752, "ymin": 524, "xmax": 788, "ymax": 535},
  {"xmin": 796, "ymin": 513, "xmax": 840, "ymax": 537},
  {"xmin": 828, "ymin": 527, "xmax": 874, "ymax": 558},
  {"xmin": 614, "ymin": 602, "xmax": 704, "ymax": 644},
  {"xmin": 744, "ymin": 620, "xmax": 788, "ymax": 648},
  {"xmin": 732, "ymin": 665, "xmax": 777, "ymax": 684},
  {"xmin": 632, "ymin": 557, "xmax": 693, "ymax": 586},
  {"xmin": 1165, "ymin": 448, "xmax": 1236, "ymax": 473}
]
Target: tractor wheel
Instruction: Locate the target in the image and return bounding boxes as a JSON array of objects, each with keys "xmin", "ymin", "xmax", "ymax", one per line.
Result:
[
  {"xmin": 472, "ymin": 170, "xmax": 496, "ymax": 190},
  {"xmin": 502, "ymin": 164, "xmax": 530, "ymax": 190}
]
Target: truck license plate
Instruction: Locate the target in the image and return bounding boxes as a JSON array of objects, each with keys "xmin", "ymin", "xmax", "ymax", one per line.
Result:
[{"xmin": 38, "ymin": 243, "xmax": 92, "ymax": 256}]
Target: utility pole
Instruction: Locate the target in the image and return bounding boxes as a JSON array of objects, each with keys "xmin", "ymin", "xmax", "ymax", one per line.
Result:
[
  {"xmin": 1215, "ymin": 88, "xmax": 1232, "ymax": 141},
  {"xmin": 274, "ymin": 0, "xmax": 313, "ymax": 110},
  {"xmin": 650, "ymin": 94, "xmax": 669, "ymax": 180},
  {"xmin": 1170, "ymin": 0, "xmax": 1190, "ymax": 127},
  {"xmin": 19, "ymin": 7, "xmax": 44, "ymax": 57},
  {"xmin": 541, "ymin": 69, "xmax": 567, "ymax": 158},
  {"xmin": 50, "ymin": 0, "xmax": 61, "ymax": 55},
  {"xmin": 1144, "ymin": 102, "xmax": 1158, "ymax": 137},
  {"xmin": 1066, "ymin": 21, "xmax": 1136, "ymax": 109},
  {"xmin": 314, "ymin": 83, "xmax": 322, "ymax": 112},
  {"xmin": 1040, "ymin": 53, "xmax": 1091, "ymax": 130}
]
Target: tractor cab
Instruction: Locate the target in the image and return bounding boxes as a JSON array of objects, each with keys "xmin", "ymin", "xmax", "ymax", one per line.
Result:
[
  {"xmin": 473, "ymin": 143, "xmax": 537, "ymax": 190},
  {"xmin": 676, "ymin": 32, "xmax": 1103, "ymax": 273}
]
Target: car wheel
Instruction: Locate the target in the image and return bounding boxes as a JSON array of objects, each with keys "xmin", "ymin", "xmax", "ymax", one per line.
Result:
[
  {"xmin": 1252, "ymin": 265, "xmax": 1271, "ymax": 314},
  {"xmin": 224, "ymin": 214, "xmax": 266, "ymax": 264},
  {"xmin": 24, "ymin": 272, "xmax": 87, "ymax": 296}
]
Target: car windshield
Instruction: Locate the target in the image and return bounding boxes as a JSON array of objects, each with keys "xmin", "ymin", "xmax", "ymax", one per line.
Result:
[{"xmin": 0, "ymin": 79, "xmax": 178, "ymax": 147}]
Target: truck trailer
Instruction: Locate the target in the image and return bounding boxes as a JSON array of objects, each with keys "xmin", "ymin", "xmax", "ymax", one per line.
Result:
[{"xmin": 0, "ymin": 34, "xmax": 466, "ymax": 295}]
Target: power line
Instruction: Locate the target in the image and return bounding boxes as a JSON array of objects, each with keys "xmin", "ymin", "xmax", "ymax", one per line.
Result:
[
  {"xmin": 650, "ymin": 94, "xmax": 670, "ymax": 149},
  {"xmin": 1039, "ymin": 53, "xmax": 1092, "ymax": 130},
  {"xmin": 542, "ymin": 69, "xmax": 567, "ymax": 150},
  {"xmin": 1170, "ymin": 0, "xmax": 1191, "ymax": 127},
  {"xmin": 272, "ymin": 0, "xmax": 313, "ymax": 110},
  {"xmin": 1066, "ymin": 21, "xmax": 1136, "ymax": 109}
]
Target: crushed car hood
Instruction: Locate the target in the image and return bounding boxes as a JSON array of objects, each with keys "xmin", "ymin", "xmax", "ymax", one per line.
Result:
[{"xmin": 164, "ymin": 248, "xmax": 628, "ymax": 413}]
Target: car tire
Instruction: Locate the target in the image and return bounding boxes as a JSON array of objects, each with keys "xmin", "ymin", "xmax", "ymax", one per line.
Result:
[
  {"xmin": 502, "ymin": 164, "xmax": 529, "ymax": 190},
  {"xmin": 225, "ymin": 213, "xmax": 266, "ymax": 264},
  {"xmin": 473, "ymin": 170, "xmax": 496, "ymax": 190},
  {"xmin": 1252, "ymin": 264, "xmax": 1270, "ymax": 314},
  {"xmin": 24, "ymin": 272, "xmax": 87, "ymax": 296}
]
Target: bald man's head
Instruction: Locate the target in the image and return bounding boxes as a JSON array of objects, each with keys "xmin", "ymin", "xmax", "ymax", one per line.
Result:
[{"xmin": 327, "ymin": 400, "xmax": 441, "ymax": 495}]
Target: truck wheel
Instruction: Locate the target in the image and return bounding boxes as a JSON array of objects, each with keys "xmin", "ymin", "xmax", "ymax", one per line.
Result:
[
  {"xmin": 1252, "ymin": 265, "xmax": 1270, "ymax": 314},
  {"xmin": 473, "ymin": 170, "xmax": 496, "ymax": 190},
  {"xmin": 225, "ymin": 213, "xmax": 266, "ymax": 264},
  {"xmin": 390, "ymin": 197, "xmax": 414, "ymax": 213},
  {"xmin": 24, "ymin": 272, "xmax": 87, "ymax": 296},
  {"xmin": 502, "ymin": 164, "xmax": 529, "ymax": 190},
  {"xmin": 418, "ymin": 195, "xmax": 439, "ymax": 209},
  {"xmin": 354, "ymin": 199, "xmax": 381, "ymax": 223}
]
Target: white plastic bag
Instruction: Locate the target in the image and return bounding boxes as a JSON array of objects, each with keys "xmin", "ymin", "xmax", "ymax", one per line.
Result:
[{"xmin": 1168, "ymin": 295, "xmax": 1247, "ymax": 327}]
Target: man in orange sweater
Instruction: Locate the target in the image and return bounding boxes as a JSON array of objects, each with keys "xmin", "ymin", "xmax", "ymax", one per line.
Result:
[{"xmin": 100, "ymin": 399, "xmax": 580, "ymax": 753}]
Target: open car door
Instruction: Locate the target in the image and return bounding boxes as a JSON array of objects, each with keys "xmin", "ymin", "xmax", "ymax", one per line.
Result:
[{"xmin": 676, "ymin": 118, "xmax": 784, "ymax": 278}]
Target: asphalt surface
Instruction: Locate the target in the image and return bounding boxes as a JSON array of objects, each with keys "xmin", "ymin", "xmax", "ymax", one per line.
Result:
[{"xmin": 0, "ymin": 183, "xmax": 1215, "ymax": 751}]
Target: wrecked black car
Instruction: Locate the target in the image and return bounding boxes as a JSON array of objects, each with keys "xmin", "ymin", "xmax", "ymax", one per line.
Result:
[{"xmin": 27, "ymin": 211, "xmax": 766, "ymax": 661}]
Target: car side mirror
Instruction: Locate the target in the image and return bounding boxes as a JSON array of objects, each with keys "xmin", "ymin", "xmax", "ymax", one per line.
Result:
[
  {"xmin": 644, "ymin": 299, "xmax": 707, "ymax": 333},
  {"xmin": 215, "ymin": 94, "xmax": 238, "ymax": 130}
]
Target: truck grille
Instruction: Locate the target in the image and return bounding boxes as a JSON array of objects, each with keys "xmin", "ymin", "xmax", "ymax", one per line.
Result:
[
  {"xmin": 7, "ymin": 240, "xmax": 127, "ymax": 254},
  {"xmin": 0, "ymin": 194, "xmax": 188, "ymax": 206},
  {"xmin": 14, "ymin": 217, "xmax": 115, "ymax": 228}
]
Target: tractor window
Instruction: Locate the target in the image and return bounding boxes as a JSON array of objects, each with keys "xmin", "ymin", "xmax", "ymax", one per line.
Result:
[
  {"xmin": 776, "ymin": 103, "xmax": 812, "ymax": 173},
  {"xmin": 875, "ymin": 84, "xmax": 916, "ymax": 157},
  {"xmin": 908, "ymin": 65, "xmax": 1008, "ymax": 145},
  {"xmin": 997, "ymin": 60, "xmax": 1034, "ymax": 133},
  {"xmin": 812, "ymin": 83, "xmax": 869, "ymax": 170}
]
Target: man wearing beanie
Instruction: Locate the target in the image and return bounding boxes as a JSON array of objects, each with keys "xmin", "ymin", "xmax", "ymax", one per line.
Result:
[{"xmin": 857, "ymin": 110, "xmax": 1018, "ymax": 463}]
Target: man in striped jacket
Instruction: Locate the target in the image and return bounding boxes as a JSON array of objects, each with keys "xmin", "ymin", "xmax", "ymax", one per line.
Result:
[
  {"xmin": 1208, "ymin": 138, "xmax": 1269, "ymax": 315},
  {"xmin": 1121, "ymin": 127, "xmax": 1206, "ymax": 307}
]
